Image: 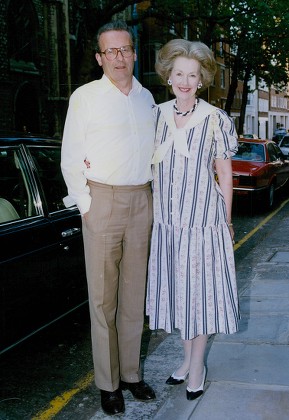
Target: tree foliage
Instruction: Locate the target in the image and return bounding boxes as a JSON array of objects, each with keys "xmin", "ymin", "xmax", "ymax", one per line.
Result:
[{"xmin": 220, "ymin": 0, "xmax": 289, "ymax": 128}]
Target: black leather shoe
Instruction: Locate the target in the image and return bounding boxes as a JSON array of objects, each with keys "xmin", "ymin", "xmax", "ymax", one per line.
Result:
[
  {"xmin": 166, "ymin": 370, "xmax": 189, "ymax": 385},
  {"xmin": 120, "ymin": 380, "xmax": 156, "ymax": 401},
  {"xmin": 186, "ymin": 367, "xmax": 206, "ymax": 401},
  {"xmin": 100, "ymin": 388, "xmax": 125, "ymax": 415}
]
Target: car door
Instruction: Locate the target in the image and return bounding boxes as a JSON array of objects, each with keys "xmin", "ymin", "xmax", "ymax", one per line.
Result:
[
  {"xmin": 0, "ymin": 143, "xmax": 87, "ymax": 354},
  {"xmin": 267, "ymin": 143, "xmax": 289, "ymax": 189},
  {"xmin": 27, "ymin": 144, "xmax": 88, "ymax": 310}
]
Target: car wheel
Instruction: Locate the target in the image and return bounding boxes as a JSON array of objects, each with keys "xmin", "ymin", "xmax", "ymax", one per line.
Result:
[{"xmin": 268, "ymin": 184, "xmax": 275, "ymax": 208}]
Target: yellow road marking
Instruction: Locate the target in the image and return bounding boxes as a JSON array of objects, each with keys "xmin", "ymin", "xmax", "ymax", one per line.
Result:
[
  {"xmin": 32, "ymin": 371, "xmax": 94, "ymax": 420},
  {"xmin": 234, "ymin": 198, "xmax": 289, "ymax": 251},
  {"xmin": 32, "ymin": 198, "xmax": 289, "ymax": 419}
]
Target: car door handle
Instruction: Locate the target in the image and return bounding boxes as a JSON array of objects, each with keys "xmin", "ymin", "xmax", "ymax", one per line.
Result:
[{"xmin": 61, "ymin": 227, "xmax": 81, "ymax": 238}]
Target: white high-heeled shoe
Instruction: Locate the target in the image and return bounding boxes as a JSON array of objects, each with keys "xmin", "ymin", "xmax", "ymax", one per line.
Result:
[
  {"xmin": 166, "ymin": 370, "xmax": 189, "ymax": 385},
  {"xmin": 186, "ymin": 366, "xmax": 207, "ymax": 400}
]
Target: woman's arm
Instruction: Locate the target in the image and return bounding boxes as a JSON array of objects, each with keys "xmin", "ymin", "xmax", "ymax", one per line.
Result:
[{"xmin": 215, "ymin": 157, "xmax": 234, "ymax": 240}]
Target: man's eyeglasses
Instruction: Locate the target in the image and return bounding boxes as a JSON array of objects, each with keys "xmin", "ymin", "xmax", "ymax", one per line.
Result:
[{"xmin": 99, "ymin": 45, "xmax": 135, "ymax": 61}]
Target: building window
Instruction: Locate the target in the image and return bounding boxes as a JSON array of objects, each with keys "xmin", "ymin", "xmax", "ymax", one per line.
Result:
[
  {"xmin": 7, "ymin": 0, "xmax": 38, "ymax": 64},
  {"xmin": 259, "ymin": 98, "xmax": 269, "ymax": 112},
  {"xmin": 271, "ymin": 96, "xmax": 277, "ymax": 107},
  {"xmin": 169, "ymin": 23, "xmax": 177, "ymax": 35},
  {"xmin": 219, "ymin": 41, "xmax": 224, "ymax": 57},
  {"xmin": 220, "ymin": 68, "xmax": 226, "ymax": 89}
]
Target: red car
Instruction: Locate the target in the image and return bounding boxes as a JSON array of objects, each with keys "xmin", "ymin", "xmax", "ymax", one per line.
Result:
[{"xmin": 232, "ymin": 138, "xmax": 289, "ymax": 209}]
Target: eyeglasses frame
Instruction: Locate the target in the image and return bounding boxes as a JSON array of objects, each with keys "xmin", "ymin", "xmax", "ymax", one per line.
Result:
[{"xmin": 99, "ymin": 45, "xmax": 135, "ymax": 61}]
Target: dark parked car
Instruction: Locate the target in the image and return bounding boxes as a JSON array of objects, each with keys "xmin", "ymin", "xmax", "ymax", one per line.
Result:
[
  {"xmin": 0, "ymin": 133, "xmax": 87, "ymax": 354},
  {"xmin": 232, "ymin": 138, "xmax": 289, "ymax": 209},
  {"xmin": 278, "ymin": 135, "xmax": 289, "ymax": 158},
  {"xmin": 272, "ymin": 128, "xmax": 287, "ymax": 144},
  {"xmin": 272, "ymin": 133, "xmax": 285, "ymax": 144}
]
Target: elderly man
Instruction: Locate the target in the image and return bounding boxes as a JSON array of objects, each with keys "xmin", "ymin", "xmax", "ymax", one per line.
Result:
[{"xmin": 61, "ymin": 20, "xmax": 156, "ymax": 416}]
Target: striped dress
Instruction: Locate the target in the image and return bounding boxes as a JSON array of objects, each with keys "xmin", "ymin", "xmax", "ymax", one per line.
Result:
[{"xmin": 146, "ymin": 99, "xmax": 240, "ymax": 340}]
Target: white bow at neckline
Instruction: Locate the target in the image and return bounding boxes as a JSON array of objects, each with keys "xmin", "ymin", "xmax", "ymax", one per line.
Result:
[{"xmin": 152, "ymin": 99, "xmax": 217, "ymax": 164}]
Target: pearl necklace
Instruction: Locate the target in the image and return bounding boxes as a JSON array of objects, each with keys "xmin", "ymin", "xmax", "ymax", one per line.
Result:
[{"xmin": 174, "ymin": 98, "xmax": 199, "ymax": 116}]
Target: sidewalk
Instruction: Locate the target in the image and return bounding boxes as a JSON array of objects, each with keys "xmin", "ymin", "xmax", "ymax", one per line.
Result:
[{"xmin": 90, "ymin": 204, "xmax": 289, "ymax": 420}]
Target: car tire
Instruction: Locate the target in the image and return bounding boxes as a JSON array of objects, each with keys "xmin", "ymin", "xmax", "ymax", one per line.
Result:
[{"xmin": 267, "ymin": 183, "xmax": 275, "ymax": 208}]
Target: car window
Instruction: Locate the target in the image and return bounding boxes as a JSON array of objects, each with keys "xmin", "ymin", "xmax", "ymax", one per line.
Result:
[
  {"xmin": 0, "ymin": 148, "xmax": 38, "ymax": 224},
  {"xmin": 268, "ymin": 143, "xmax": 283, "ymax": 162},
  {"xmin": 28, "ymin": 146, "xmax": 68, "ymax": 213},
  {"xmin": 280, "ymin": 136, "xmax": 289, "ymax": 147},
  {"xmin": 232, "ymin": 142, "xmax": 265, "ymax": 162}
]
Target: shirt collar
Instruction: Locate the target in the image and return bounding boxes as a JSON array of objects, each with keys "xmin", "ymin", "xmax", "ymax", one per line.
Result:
[{"xmin": 101, "ymin": 74, "xmax": 142, "ymax": 94}]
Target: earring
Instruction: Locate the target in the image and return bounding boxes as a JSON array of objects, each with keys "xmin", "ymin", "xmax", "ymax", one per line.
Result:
[
  {"xmin": 167, "ymin": 79, "xmax": 172, "ymax": 86},
  {"xmin": 198, "ymin": 82, "xmax": 203, "ymax": 89}
]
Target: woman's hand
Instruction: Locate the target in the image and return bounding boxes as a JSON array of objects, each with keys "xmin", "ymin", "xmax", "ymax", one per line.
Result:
[
  {"xmin": 82, "ymin": 212, "xmax": 89, "ymax": 221},
  {"xmin": 228, "ymin": 223, "xmax": 235, "ymax": 245}
]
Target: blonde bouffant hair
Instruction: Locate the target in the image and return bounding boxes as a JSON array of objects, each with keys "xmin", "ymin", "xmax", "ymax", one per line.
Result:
[{"xmin": 155, "ymin": 39, "xmax": 217, "ymax": 93}]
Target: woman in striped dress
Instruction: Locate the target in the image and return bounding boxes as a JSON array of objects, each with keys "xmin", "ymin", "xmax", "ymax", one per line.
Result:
[{"xmin": 146, "ymin": 39, "xmax": 240, "ymax": 400}]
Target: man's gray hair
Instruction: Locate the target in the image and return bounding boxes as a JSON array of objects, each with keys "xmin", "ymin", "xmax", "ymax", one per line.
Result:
[{"xmin": 96, "ymin": 20, "xmax": 134, "ymax": 52}]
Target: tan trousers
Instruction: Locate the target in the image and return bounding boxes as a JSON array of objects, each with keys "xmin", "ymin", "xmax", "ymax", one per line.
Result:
[{"xmin": 82, "ymin": 180, "xmax": 152, "ymax": 392}]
